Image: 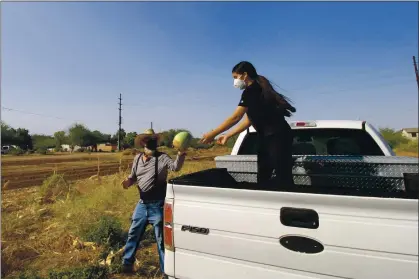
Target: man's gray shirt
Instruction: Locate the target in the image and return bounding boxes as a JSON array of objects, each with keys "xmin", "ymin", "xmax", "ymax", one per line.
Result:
[{"xmin": 128, "ymin": 152, "xmax": 186, "ymax": 194}]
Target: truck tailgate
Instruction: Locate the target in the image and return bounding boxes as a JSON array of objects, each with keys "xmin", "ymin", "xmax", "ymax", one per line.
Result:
[{"xmin": 171, "ymin": 183, "xmax": 418, "ymax": 279}]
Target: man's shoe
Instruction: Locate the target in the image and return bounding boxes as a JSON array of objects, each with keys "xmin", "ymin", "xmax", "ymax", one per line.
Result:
[{"xmin": 121, "ymin": 264, "xmax": 134, "ymax": 274}]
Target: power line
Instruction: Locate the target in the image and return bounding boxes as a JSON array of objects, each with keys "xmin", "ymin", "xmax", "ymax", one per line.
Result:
[
  {"xmin": 1, "ymin": 106, "xmax": 81, "ymax": 121},
  {"xmin": 1, "ymin": 105, "xmax": 151, "ymax": 128}
]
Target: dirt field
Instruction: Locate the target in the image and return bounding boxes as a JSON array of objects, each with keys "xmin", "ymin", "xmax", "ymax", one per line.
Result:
[{"xmin": 1, "ymin": 147, "xmax": 231, "ymax": 190}]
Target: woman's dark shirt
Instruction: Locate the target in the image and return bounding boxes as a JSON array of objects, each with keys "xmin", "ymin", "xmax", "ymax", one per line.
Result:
[{"xmin": 238, "ymin": 81, "xmax": 291, "ymax": 136}]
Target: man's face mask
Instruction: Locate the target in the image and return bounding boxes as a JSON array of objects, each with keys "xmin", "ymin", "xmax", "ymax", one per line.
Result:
[{"xmin": 144, "ymin": 138, "xmax": 157, "ymax": 156}]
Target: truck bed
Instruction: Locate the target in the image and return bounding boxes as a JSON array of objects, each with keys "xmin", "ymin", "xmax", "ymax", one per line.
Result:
[{"xmin": 169, "ymin": 167, "xmax": 418, "ymax": 199}]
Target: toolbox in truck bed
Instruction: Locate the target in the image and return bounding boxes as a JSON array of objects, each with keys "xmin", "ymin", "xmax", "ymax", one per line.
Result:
[{"xmin": 215, "ymin": 155, "xmax": 419, "ymax": 191}]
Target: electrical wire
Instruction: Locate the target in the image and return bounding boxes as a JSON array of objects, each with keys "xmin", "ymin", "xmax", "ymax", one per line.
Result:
[{"xmin": 1, "ymin": 106, "xmax": 84, "ymax": 122}]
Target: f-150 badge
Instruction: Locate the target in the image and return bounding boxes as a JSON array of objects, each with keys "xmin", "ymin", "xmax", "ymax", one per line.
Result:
[{"xmin": 181, "ymin": 225, "xmax": 209, "ymax": 235}]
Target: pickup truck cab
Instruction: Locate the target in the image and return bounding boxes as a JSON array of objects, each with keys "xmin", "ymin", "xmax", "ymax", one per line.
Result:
[
  {"xmin": 163, "ymin": 120, "xmax": 418, "ymax": 279},
  {"xmin": 232, "ymin": 120, "xmax": 395, "ymax": 156}
]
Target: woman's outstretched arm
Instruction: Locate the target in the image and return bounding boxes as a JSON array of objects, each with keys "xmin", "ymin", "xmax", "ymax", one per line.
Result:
[
  {"xmin": 200, "ymin": 106, "xmax": 247, "ymax": 144},
  {"xmin": 217, "ymin": 114, "xmax": 251, "ymax": 145}
]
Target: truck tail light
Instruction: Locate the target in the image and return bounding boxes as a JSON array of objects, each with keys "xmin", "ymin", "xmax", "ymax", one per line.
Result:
[
  {"xmin": 290, "ymin": 121, "xmax": 317, "ymax": 127},
  {"xmin": 164, "ymin": 201, "xmax": 175, "ymax": 252}
]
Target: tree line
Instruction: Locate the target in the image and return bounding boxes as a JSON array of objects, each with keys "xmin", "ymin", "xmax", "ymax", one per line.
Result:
[
  {"xmin": 3, "ymin": 121, "xmax": 415, "ymax": 154},
  {"xmin": 1, "ymin": 122, "xmax": 237, "ymax": 153}
]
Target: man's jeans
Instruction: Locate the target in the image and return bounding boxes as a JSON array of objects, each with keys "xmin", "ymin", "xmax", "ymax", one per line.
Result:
[{"xmin": 122, "ymin": 200, "xmax": 165, "ymax": 273}]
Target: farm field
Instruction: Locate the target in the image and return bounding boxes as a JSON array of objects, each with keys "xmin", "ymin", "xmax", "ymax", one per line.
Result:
[{"xmin": 1, "ymin": 147, "xmax": 231, "ymax": 190}]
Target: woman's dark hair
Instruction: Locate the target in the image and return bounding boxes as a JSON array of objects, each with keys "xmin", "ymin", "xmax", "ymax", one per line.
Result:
[{"xmin": 232, "ymin": 61, "xmax": 296, "ymax": 117}]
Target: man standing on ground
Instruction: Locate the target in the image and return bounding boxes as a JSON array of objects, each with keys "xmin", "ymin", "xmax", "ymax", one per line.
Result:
[{"xmin": 121, "ymin": 129, "xmax": 186, "ymax": 278}]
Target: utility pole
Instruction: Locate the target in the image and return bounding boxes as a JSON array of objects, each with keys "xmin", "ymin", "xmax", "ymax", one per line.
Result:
[
  {"xmin": 413, "ymin": 56, "xmax": 419, "ymax": 91},
  {"xmin": 118, "ymin": 93, "xmax": 122, "ymax": 151},
  {"xmin": 151, "ymin": 122, "xmax": 153, "ymax": 130}
]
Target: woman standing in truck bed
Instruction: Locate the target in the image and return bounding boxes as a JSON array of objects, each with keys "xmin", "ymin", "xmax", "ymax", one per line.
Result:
[{"xmin": 201, "ymin": 61, "xmax": 296, "ymax": 187}]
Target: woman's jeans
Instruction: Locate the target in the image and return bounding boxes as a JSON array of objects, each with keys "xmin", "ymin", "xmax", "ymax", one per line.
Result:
[
  {"xmin": 257, "ymin": 132, "xmax": 294, "ymax": 187},
  {"xmin": 122, "ymin": 200, "xmax": 165, "ymax": 273}
]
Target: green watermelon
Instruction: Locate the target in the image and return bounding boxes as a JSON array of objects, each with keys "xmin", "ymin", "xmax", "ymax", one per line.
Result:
[{"xmin": 173, "ymin": 131, "xmax": 192, "ymax": 150}]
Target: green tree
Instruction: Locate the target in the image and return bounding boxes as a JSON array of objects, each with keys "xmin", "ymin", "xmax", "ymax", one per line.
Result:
[
  {"xmin": 1, "ymin": 123, "xmax": 32, "ymax": 150},
  {"xmin": 15, "ymin": 128, "xmax": 33, "ymax": 150},
  {"xmin": 90, "ymin": 130, "xmax": 109, "ymax": 144},
  {"xmin": 68, "ymin": 123, "xmax": 91, "ymax": 147},
  {"xmin": 54, "ymin": 131, "xmax": 67, "ymax": 149},
  {"xmin": 1, "ymin": 122, "xmax": 16, "ymax": 145},
  {"xmin": 124, "ymin": 132, "xmax": 138, "ymax": 148},
  {"xmin": 32, "ymin": 134, "xmax": 55, "ymax": 150},
  {"xmin": 111, "ymin": 129, "xmax": 126, "ymax": 145}
]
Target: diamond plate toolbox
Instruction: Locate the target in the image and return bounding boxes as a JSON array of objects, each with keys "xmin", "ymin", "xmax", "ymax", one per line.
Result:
[{"xmin": 215, "ymin": 155, "xmax": 419, "ymax": 191}]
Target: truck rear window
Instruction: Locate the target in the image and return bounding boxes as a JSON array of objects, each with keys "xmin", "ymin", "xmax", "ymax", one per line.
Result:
[{"xmin": 238, "ymin": 129, "xmax": 385, "ymax": 156}]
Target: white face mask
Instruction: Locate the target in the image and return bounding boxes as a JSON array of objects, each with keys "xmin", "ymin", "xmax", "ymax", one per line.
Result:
[{"xmin": 233, "ymin": 78, "xmax": 246, "ymax": 90}]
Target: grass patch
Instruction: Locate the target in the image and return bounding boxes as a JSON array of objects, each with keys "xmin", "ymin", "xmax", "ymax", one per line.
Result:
[
  {"xmin": 80, "ymin": 215, "xmax": 126, "ymax": 250},
  {"xmin": 7, "ymin": 270, "xmax": 42, "ymax": 279}
]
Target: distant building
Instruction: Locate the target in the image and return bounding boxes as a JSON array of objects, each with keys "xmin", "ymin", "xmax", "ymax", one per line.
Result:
[
  {"xmin": 85, "ymin": 145, "xmax": 98, "ymax": 152},
  {"xmin": 97, "ymin": 143, "xmax": 118, "ymax": 152},
  {"xmin": 61, "ymin": 144, "xmax": 82, "ymax": 152},
  {"xmin": 401, "ymin": 128, "xmax": 418, "ymax": 140}
]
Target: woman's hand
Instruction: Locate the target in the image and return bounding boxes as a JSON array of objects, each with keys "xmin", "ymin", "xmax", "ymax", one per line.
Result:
[
  {"xmin": 200, "ymin": 131, "xmax": 216, "ymax": 144},
  {"xmin": 200, "ymin": 107, "xmax": 247, "ymax": 145},
  {"xmin": 217, "ymin": 135, "xmax": 230, "ymax": 145}
]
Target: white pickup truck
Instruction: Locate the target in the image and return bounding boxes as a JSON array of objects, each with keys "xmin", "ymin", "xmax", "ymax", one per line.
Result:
[{"xmin": 163, "ymin": 120, "xmax": 418, "ymax": 279}]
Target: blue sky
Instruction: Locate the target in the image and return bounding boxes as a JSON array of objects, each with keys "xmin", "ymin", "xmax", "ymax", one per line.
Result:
[{"xmin": 2, "ymin": 2, "xmax": 418, "ymax": 137}]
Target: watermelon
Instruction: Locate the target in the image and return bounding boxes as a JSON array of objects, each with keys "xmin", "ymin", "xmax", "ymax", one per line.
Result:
[{"xmin": 173, "ymin": 131, "xmax": 192, "ymax": 150}]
